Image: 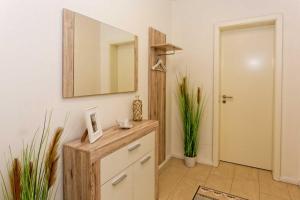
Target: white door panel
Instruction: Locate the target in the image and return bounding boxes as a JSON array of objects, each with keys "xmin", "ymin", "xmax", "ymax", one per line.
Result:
[
  {"xmin": 133, "ymin": 151, "xmax": 155, "ymax": 200},
  {"xmin": 101, "ymin": 167, "xmax": 133, "ymax": 200},
  {"xmin": 220, "ymin": 25, "xmax": 274, "ymax": 170}
]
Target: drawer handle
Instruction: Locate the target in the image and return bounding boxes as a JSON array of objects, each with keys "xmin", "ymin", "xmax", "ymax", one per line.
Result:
[
  {"xmin": 128, "ymin": 143, "xmax": 141, "ymax": 152},
  {"xmin": 112, "ymin": 173, "xmax": 127, "ymax": 186},
  {"xmin": 140, "ymin": 155, "xmax": 151, "ymax": 165}
]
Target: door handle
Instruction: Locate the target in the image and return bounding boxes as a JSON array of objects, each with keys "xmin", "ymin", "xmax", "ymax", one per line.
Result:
[
  {"xmin": 128, "ymin": 143, "xmax": 141, "ymax": 152},
  {"xmin": 112, "ymin": 173, "xmax": 127, "ymax": 186},
  {"xmin": 222, "ymin": 95, "xmax": 233, "ymax": 99},
  {"xmin": 140, "ymin": 155, "xmax": 151, "ymax": 165},
  {"xmin": 222, "ymin": 95, "xmax": 233, "ymax": 104}
]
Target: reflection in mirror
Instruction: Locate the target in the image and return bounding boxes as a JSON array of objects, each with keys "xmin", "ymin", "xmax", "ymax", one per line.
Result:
[{"xmin": 63, "ymin": 10, "xmax": 137, "ymax": 97}]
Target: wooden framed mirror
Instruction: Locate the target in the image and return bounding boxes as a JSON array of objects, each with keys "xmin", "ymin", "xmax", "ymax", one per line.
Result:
[{"xmin": 63, "ymin": 9, "xmax": 138, "ymax": 98}]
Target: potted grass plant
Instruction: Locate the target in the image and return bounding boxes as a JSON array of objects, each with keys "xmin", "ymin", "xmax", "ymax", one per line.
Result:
[
  {"xmin": 0, "ymin": 114, "xmax": 65, "ymax": 200},
  {"xmin": 177, "ymin": 74, "xmax": 205, "ymax": 167}
]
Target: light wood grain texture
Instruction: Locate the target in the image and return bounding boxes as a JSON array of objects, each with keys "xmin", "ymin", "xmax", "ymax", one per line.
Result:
[
  {"xmin": 63, "ymin": 120, "xmax": 159, "ymax": 200},
  {"xmin": 62, "ymin": 9, "xmax": 138, "ymax": 97},
  {"xmin": 151, "ymin": 43, "xmax": 182, "ymax": 51},
  {"xmin": 63, "ymin": 147, "xmax": 100, "ymax": 200},
  {"xmin": 148, "ymin": 27, "xmax": 166, "ymax": 165},
  {"xmin": 62, "ymin": 9, "xmax": 75, "ymax": 98}
]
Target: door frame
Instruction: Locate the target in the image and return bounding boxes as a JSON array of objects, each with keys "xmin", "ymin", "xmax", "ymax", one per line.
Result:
[{"xmin": 212, "ymin": 14, "xmax": 283, "ymax": 180}]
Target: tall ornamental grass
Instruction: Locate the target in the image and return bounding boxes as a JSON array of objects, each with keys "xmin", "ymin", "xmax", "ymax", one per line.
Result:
[
  {"xmin": 177, "ymin": 74, "xmax": 205, "ymax": 158},
  {"xmin": 0, "ymin": 113, "xmax": 65, "ymax": 200}
]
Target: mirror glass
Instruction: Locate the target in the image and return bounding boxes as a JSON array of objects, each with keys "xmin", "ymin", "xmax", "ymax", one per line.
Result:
[{"xmin": 73, "ymin": 13, "xmax": 137, "ymax": 96}]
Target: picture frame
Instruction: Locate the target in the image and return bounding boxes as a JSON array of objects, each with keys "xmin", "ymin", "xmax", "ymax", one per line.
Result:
[{"xmin": 85, "ymin": 106, "xmax": 103, "ymax": 143}]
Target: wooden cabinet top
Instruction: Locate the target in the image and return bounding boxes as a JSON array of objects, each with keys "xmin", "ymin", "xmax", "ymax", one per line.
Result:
[{"xmin": 64, "ymin": 120, "xmax": 158, "ymax": 162}]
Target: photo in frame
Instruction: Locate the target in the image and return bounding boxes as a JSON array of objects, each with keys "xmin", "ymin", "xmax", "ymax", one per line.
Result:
[{"xmin": 85, "ymin": 106, "xmax": 103, "ymax": 143}]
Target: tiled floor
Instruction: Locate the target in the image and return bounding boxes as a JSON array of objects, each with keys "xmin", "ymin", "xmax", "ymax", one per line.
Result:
[{"xmin": 159, "ymin": 158, "xmax": 300, "ymax": 200}]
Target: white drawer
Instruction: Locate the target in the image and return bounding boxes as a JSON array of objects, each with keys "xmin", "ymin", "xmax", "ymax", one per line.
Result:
[
  {"xmin": 101, "ymin": 166, "xmax": 133, "ymax": 200},
  {"xmin": 101, "ymin": 131, "xmax": 155, "ymax": 185}
]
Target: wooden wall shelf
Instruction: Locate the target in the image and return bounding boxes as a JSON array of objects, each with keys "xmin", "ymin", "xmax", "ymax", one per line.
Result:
[{"xmin": 151, "ymin": 43, "xmax": 182, "ymax": 52}]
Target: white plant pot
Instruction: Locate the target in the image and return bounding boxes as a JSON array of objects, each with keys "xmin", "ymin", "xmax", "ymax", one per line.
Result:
[{"xmin": 184, "ymin": 156, "xmax": 196, "ymax": 168}]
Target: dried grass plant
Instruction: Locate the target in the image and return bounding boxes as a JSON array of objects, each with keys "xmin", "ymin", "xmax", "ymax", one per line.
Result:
[
  {"xmin": 177, "ymin": 74, "xmax": 205, "ymax": 158},
  {"xmin": 0, "ymin": 113, "xmax": 65, "ymax": 200}
]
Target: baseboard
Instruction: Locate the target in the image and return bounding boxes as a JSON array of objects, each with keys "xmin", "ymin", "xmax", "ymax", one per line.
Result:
[{"xmin": 279, "ymin": 176, "xmax": 300, "ymax": 185}]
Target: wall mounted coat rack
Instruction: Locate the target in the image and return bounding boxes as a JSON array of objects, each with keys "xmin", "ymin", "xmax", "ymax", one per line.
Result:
[
  {"xmin": 151, "ymin": 43, "xmax": 182, "ymax": 72},
  {"xmin": 148, "ymin": 27, "xmax": 182, "ymax": 165}
]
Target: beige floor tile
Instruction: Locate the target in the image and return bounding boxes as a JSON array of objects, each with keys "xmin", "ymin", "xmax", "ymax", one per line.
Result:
[
  {"xmin": 260, "ymin": 193, "xmax": 289, "ymax": 200},
  {"xmin": 258, "ymin": 169, "xmax": 273, "ymax": 180},
  {"xmin": 230, "ymin": 178, "xmax": 259, "ymax": 200},
  {"xmin": 159, "ymin": 159, "xmax": 296, "ymax": 200},
  {"xmin": 159, "ymin": 165, "xmax": 187, "ymax": 200},
  {"xmin": 159, "ymin": 163, "xmax": 170, "ymax": 175},
  {"xmin": 186, "ymin": 163, "xmax": 212, "ymax": 183},
  {"xmin": 205, "ymin": 173, "xmax": 233, "ymax": 193},
  {"xmin": 210, "ymin": 161, "xmax": 235, "ymax": 179},
  {"xmin": 288, "ymin": 184, "xmax": 300, "ymax": 200},
  {"xmin": 159, "ymin": 178, "xmax": 178, "ymax": 199},
  {"xmin": 234, "ymin": 164, "xmax": 259, "ymax": 181},
  {"xmin": 204, "ymin": 162, "xmax": 234, "ymax": 193},
  {"xmin": 259, "ymin": 170, "xmax": 291, "ymax": 200},
  {"xmin": 159, "ymin": 158, "xmax": 187, "ymax": 175},
  {"xmin": 168, "ymin": 177, "xmax": 199, "ymax": 200},
  {"xmin": 168, "ymin": 158, "xmax": 187, "ymax": 168}
]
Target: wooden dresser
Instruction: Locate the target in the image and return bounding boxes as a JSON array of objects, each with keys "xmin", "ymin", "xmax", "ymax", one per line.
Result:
[{"xmin": 63, "ymin": 120, "xmax": 159, "ymax": 200}]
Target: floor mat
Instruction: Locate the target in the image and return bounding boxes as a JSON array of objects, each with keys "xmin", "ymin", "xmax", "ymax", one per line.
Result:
[{"xmin": 193, "ymin": 186, "xmax": 248, "ymax": 200}]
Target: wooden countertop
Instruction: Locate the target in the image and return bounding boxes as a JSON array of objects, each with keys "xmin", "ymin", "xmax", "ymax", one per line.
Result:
[{"xmin": 64, "ymin": 120, "xmax": 159, "ymax": 162}]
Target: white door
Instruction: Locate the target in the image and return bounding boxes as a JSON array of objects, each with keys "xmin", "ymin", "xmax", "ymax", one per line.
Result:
[{"xmin": 220, "ymin": 25, "xmax": 275, "ymax": 170}]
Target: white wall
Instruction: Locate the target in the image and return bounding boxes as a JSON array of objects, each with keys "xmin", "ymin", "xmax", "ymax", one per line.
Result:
[
  {"xmin": 1, "ymin": 0, "xmax": 299, "ymax": 196},
  {"xmin": 170, "ymin": 0, "xmax": 300, "ymax": 183},
  {"xmin": 0, "ymin": 0, "xmax": 172, "ymax": 199}
]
